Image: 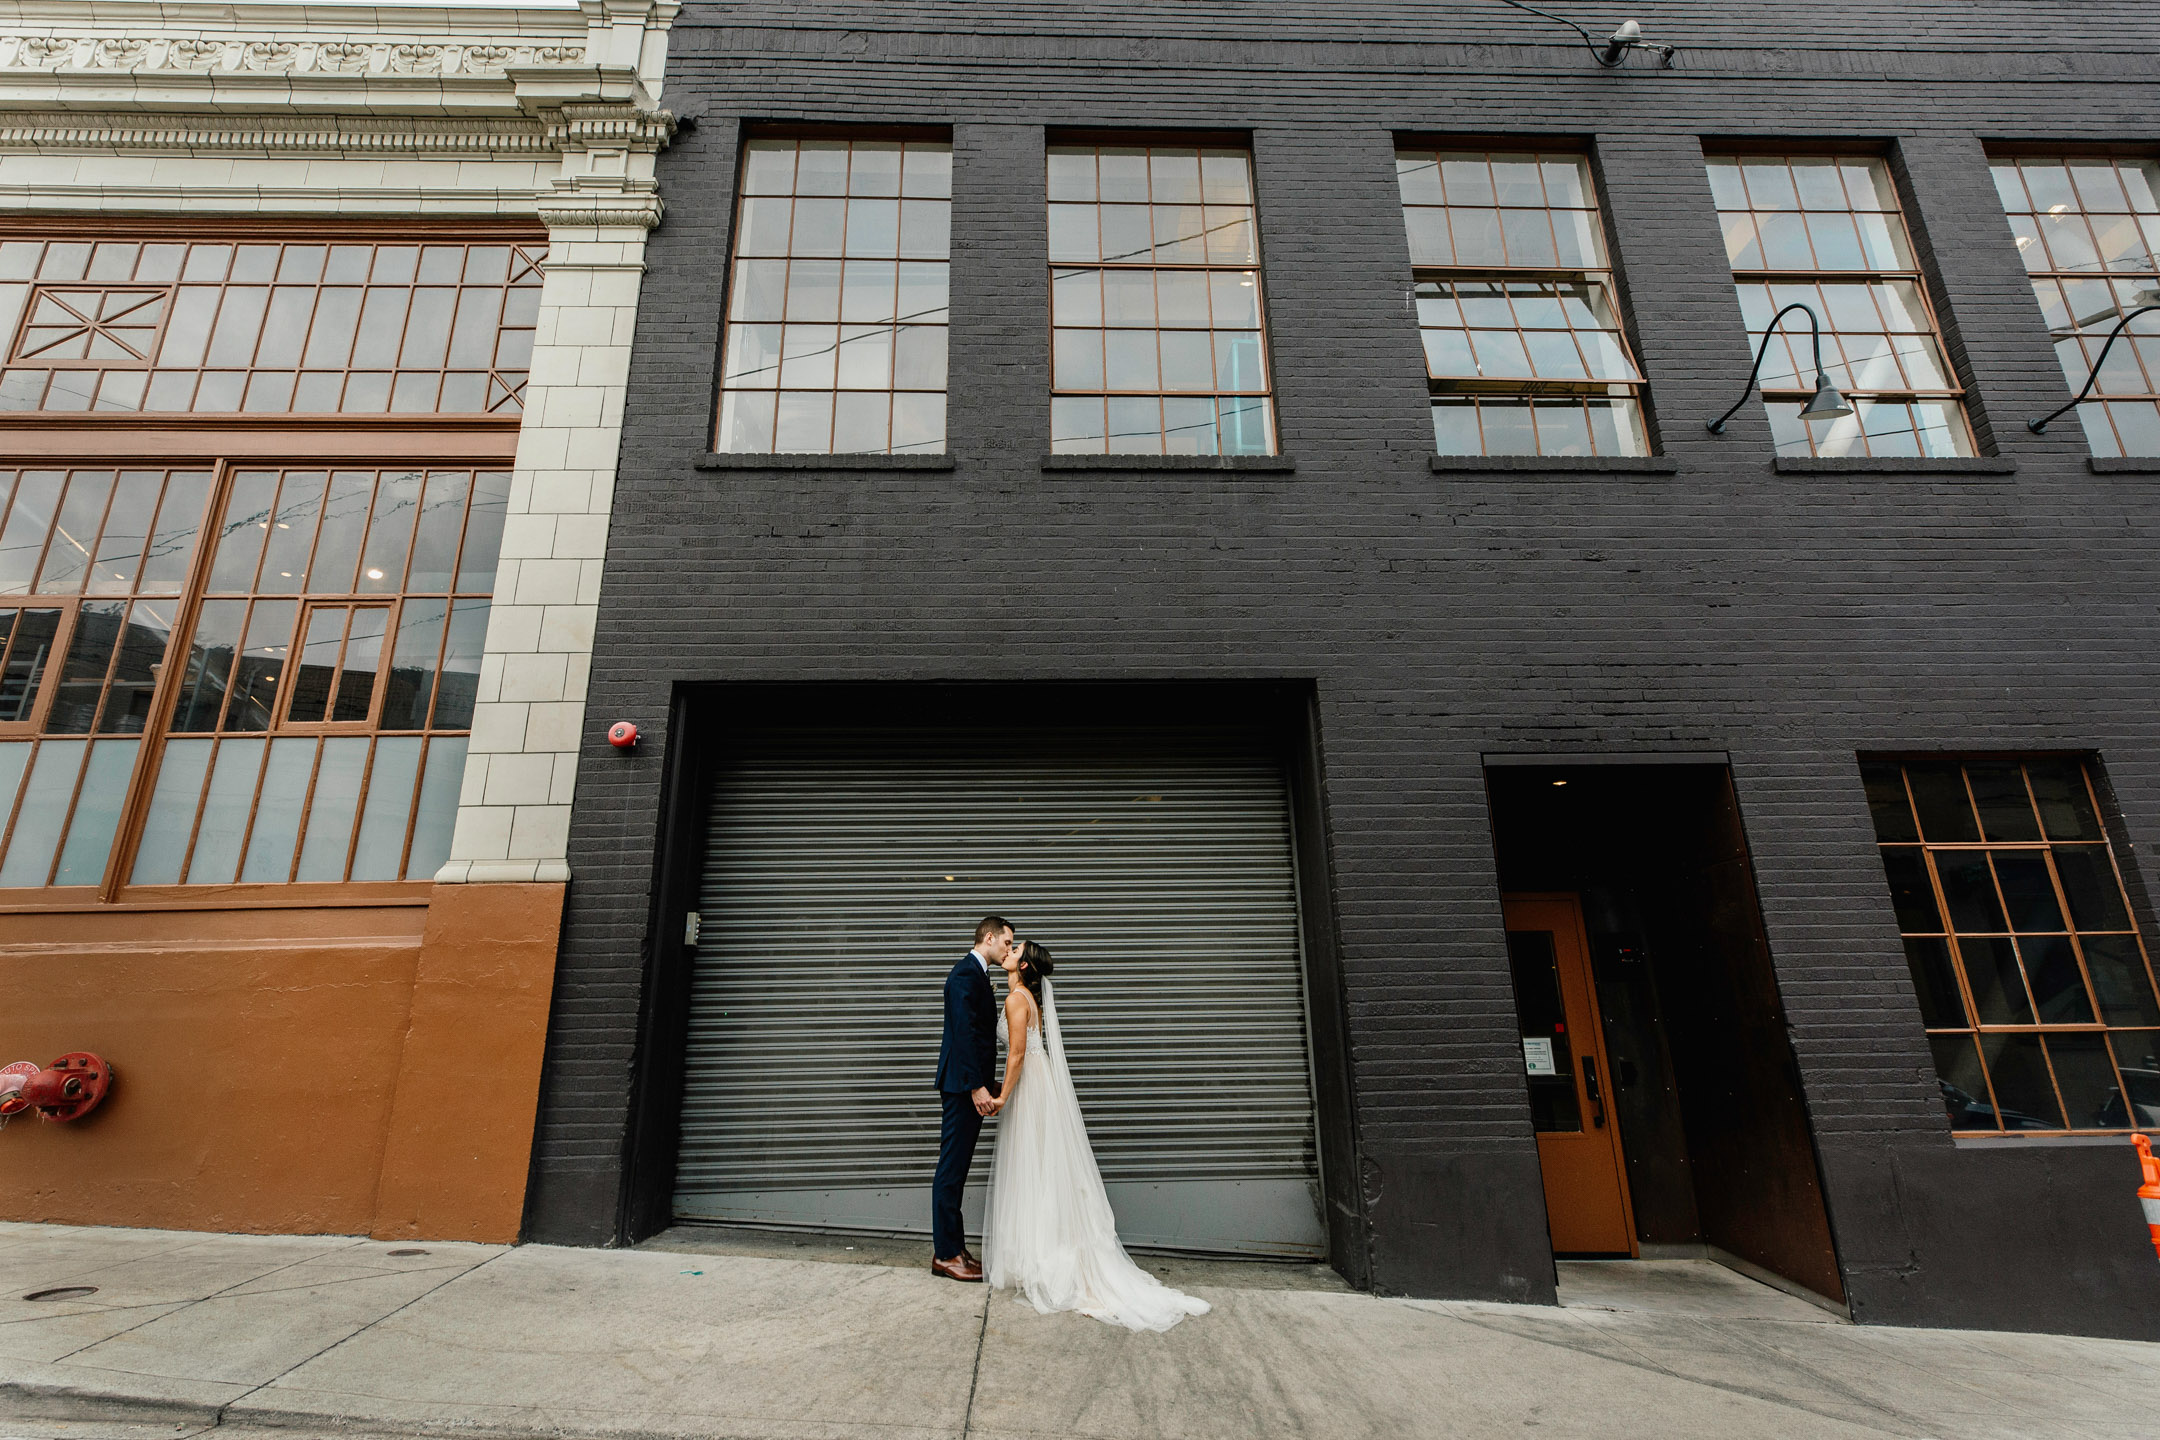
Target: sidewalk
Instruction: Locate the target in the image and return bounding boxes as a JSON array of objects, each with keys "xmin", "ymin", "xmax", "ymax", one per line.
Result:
[{"xmin": 1, "ymin": 1221, "xmax": 2156, "ymax": 1440}]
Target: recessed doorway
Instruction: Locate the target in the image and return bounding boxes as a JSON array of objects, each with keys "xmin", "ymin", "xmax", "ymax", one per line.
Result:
[{"xmin": 1487, "ymin": 761, "xmax": 1845, "ymax": 1308}]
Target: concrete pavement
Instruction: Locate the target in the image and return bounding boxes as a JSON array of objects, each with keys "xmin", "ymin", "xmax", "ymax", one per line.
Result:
[{"xmin": 1, "ymin": 1220, "xmax": 2156, "ymax": 1439}]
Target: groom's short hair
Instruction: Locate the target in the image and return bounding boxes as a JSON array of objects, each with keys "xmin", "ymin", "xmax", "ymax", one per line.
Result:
[{"xmin": 975, "ymin": 915, "xmax": 1012, "ymax": 944}]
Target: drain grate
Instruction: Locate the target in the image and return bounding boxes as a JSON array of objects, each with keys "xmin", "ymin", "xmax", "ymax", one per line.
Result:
[
  {"xmin": 23, "ymin": 1285, "xmax": 98, "ymax": 1302},
  {"xmin": 387, "ymin": 1248, "xmax": 428, "ymax": 1257}
]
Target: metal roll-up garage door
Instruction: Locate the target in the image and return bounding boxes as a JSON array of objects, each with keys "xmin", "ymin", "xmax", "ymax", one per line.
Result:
[{"xmin": 673, "ymin": 722, "xmax": 1324, "ymax": 1257}]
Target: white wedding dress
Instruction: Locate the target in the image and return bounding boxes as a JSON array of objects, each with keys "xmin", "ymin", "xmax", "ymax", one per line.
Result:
[{"xmin": 983, "ymin": 980, "xmax": 1210, "ymax": 1332}]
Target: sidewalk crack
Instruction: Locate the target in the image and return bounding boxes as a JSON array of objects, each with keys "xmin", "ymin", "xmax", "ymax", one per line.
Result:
[
  {"xmin": 959, "ymin": 1286, "xmax": 991, "ymax": 1438},
  {"xmin": 219, "ymin": 1247, "xmax": 508, "ymax": 1415},
  {"xmin": 49, "ymin": 1238, "xmax": 376, "ymax": 1365}
]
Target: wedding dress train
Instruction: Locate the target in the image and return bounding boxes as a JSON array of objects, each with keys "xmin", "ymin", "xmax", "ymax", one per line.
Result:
[{"xmin": 983, "ymin": 980, "xmax": 1210, "ymax": 1332}]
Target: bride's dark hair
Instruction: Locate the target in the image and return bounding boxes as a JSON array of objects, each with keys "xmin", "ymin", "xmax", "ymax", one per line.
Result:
[{"xmin": 1016, "ymin": 939, "xmax": 1054, "ymax": 1007}]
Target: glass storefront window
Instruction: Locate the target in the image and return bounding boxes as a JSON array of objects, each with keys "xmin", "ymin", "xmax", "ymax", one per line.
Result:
[{"xmin": 0, "ymin": 464, "xmax": 498, "ymax": 889}]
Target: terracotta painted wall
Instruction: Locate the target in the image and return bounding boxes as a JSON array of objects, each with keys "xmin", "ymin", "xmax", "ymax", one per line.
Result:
[
  {"xmin": 372, "ymin": 883, "xmax": 568, "ymax": 1242},
  {"xmin": 0, "ymin": 885, "xmax": 561, "ymax": 1241}
]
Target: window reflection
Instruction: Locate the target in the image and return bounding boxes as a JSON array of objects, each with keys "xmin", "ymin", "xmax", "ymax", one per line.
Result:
[
  {"xmin": 716, "ymin": 136, "xmax": 952, "ymax": 454},
  {"xmin": 1991, "ymin": 156, "xmax": 2160, "ymax": 458},
  {"xmin": 1709, "ymin": 154, "xmax": 1974, "ymax": 458},
  {"xmin": 1400, "ymin": 147, "xmax": 1646, "ymax": 457},
  {"xmin": 1048, "ymin": 142, "xmax": 1276, "ymax": 457},
  {"xmin": 0, "ymin": 607, "xmax": 62, "ymax": 722},
  {"xmin": 115, "ymin": 465, "xmax": 500, "ymax": 890}
]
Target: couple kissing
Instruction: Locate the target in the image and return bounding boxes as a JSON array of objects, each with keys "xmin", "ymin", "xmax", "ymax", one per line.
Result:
[{"xmin": 929, "ymin": 916, "xmax": 1208, "ymax": 1332}]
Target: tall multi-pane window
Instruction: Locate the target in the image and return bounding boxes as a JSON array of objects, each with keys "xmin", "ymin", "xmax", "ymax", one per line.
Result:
[
  {"xmin": 1861, "ymin": 757, "xmax": 2160, "ymax": 1133},
  {"xmin": 0, "ymin": 238, "xmax": 543, "ymax": 415},
  {"xmin": 1047, "ymin": 142, "xmax": 1276, "ymax": 456},
  {"xmin": 1991, "ymin": 155, "xmax": 2160, "ymax": 458},
  {"xmin": 0, "ymin": 225, "xmax": 531, "ymax": 899},
  {"xmin": 0, "ymin": 464, "xmax": 503, "ymax": 891},
  {"xmin": 1707, "ymin": 153, "xmax": 1975, "ymax": 458},
  {"xmin": 1395, "ymin": 145, "xmax": 1647, "ymax": 457},
  {"xmin": 714, "ymin": 134, "xmax": 952, "ymax": 455},
  {"xmin": 129, "ymin": 467, "xmax": 503, "ymax": 886}
]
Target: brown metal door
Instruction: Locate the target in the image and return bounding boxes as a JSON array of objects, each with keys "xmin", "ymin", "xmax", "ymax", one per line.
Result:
[{"xmin": 1505, "ymin": 894, "xmax": 1636, "ymax": 1256}]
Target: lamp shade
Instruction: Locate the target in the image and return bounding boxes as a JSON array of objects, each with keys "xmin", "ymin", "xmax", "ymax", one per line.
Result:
[{"xmin": 1802, "ymin": 371, "xmax": 1853, "ymax": 421}]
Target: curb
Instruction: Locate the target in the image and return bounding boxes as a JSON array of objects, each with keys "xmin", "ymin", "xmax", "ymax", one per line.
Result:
[
  {"xmin": 0, "ymin": 1380, "xmax": 223, "ymax": 1426},
  {"xmin": 0, "ymin": 1381, "xmax": 784, "ymax": 1440},
  {"xmin": 223, "ymin": 1402, "xmax": 777, "ymax": 1440}
]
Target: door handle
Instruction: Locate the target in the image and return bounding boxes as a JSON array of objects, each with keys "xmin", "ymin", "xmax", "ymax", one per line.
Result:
[{"xmin": 1582, "ymin": 1056, "xmax": 1607, "ymax": 1129}]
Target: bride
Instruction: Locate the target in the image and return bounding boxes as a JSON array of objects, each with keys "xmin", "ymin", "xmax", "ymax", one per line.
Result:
[{"xmin": 982, "ymin": 939, "xmax": 1210, "ymax": 1332}]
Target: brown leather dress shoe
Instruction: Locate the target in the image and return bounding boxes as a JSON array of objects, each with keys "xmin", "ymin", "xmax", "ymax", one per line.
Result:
[{"xmin": 932, "ymin": 1253, "xmax": 984, "ymax": 1282}]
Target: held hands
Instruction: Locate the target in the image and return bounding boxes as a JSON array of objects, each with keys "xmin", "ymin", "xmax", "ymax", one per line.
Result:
[{"xmin": 972, "ymin": 1086, "xmax": 1002, "ymax": 1118}]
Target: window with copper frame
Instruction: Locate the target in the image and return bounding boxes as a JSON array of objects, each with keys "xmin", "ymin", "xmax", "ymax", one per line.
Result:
[
  {"xmin": 1707, "ymin": 153, "xmax": 1975, "ymax": 458},
  {"xmin": 1991, "ymin": 154, "xmax": 2160, "ymax": 458},
  {"xmin": 1047, "ymin": 141, "xmax": 1276, "ymax": 456},
  {"xmin": 0, "ymin": 238, "xmax": 543, "ymax": 416},
  {"xmin": 714, "ymin": 134, "xmax": 953, "ymax": 455},
  {"xmin": 1396, "ymin": 145, "xmax": 1648, "ymax": 457},
  {"xmin": 0, "ymin": 224, "xmax": 533, "ymax": 900},
  {"xmin": 0, "ymin": 465, "xmax": 505, "ymax": 889},
  {"xmin": 1861, "ymin": 756, "xmax": 2160, "ymax": 1133}
]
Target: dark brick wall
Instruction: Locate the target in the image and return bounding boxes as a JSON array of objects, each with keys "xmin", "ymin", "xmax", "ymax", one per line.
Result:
[{"xmin": 532, "ymin": 1, "xmax": 2160, "ymax": 1338}]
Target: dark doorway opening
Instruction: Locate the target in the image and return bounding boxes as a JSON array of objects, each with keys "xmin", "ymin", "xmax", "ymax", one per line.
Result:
[{"xmin": 1486, "ymin": 762, "xmax": 1845, "ymax": 1308}]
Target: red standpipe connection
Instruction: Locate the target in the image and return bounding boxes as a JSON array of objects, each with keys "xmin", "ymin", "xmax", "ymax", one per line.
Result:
[{"xmin": 0, "ymin": 1053, "xmax": 114, "ymax": 1124}]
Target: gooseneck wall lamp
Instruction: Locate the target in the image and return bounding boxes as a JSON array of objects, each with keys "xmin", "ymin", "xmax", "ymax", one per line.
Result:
[
  {"xmin": 1706, "ymin": 302, "xmax": 1854, "ymax": 435},
  {"xmin": 1490, "ymin": 2, "xmax": 1678, "ymax": 68},
  {"xmin": 2028, "ymin": 302, "xmax": 2160, "ymax": 434}
]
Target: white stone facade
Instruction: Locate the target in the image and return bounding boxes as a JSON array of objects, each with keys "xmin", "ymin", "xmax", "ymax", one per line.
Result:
[{"xmin": 0, "ymin": 0, "xmax": 678, "ymax": 886}]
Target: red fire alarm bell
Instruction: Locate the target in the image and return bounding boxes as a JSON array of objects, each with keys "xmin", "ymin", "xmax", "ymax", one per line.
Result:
[{"xmin": 608, "ymin": 721, "xmax": 639, "ymax": 750}]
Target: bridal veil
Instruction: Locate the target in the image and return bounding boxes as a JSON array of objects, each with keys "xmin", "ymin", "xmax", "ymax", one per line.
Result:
[{"xmin": 983, "ymin": 979, "xmax": 1210, "ymax": 1332}]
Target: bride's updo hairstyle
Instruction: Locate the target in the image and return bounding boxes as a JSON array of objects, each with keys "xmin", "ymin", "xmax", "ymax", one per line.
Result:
[{"xmin": 1016, "ymin": 939, "xmax": 1054, "ymax": 1006}]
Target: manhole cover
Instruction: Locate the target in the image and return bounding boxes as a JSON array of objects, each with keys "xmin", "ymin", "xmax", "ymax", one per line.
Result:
[
  {"xmin": 387, "ymin": 1248, "xmax": 427, "ymax": 1257},
  {"xmin": 23, "ymin": 1285, "xmax": 97, "ymax": 1302}
]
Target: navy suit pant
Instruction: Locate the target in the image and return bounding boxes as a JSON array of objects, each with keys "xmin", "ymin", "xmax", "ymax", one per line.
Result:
[{"xmin": 932, "ymin": 1089, "xmax": 984, "ymax": 1260}]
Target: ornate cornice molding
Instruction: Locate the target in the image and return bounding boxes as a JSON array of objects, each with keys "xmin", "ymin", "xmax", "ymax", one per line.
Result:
[
  {"xmin": 0, "ymin": 35, "xmax": 587, "ymax": 77},
  {"xmin": 0, "ymin": 109, "xmax": 550, "ymax": 153},
  {"xmin": 533, "ymin": 202, "xmax": 665, "ymax": 231},
  {"xmin": 544, "ymin": 101, "xmax": 675, "ymax": 151},
  {"xmin": 0, "ymin": 2, "xmax": 679, "ymax": 233}
]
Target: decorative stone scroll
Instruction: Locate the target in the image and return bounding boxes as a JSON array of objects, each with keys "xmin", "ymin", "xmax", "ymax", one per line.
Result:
[{"xmin": 0, "ymin": 35, "xmax": 588, "ymax": 76}]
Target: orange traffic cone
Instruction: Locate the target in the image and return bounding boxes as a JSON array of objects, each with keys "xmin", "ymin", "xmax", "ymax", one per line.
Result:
[{"xmin": 2137, "ymin": 1134, "xmax": 2160, "ymax": 1262}]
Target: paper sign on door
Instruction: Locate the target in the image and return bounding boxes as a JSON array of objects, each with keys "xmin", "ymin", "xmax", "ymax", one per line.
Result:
[{"xmin": 1522, "ymin": 1037, "xmax": 1557, "ymax": 1077}]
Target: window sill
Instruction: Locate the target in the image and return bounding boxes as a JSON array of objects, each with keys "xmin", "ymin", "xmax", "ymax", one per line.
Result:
[
  {"xmin": 0, "ymin": 881, "xmax": 436, "ymax": 914},
  {"xmin": 1429, "ymin": 455, "xmax": 1677, "ymax": 475},
  {"xmin": 1041, "ymin": 454, "xmax": 1295, "ymax": 473},
  {"xmin": 695, "ymin": 452, "xmax": 956, "ymax": 471},
  {"xmin": 2089, "ymin": 456, "xmax": 2160, "ymax": 474},
  {"xmin": 1771, "ymin": 456, "xmax": 2017, "ymax": 475},
  {"xmin": 1950, "ymin": 1132, "xmax": 2145, "ymax": 1150}
]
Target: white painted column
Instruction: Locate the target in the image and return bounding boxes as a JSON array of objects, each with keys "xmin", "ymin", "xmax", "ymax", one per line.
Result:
[{"xmin": 435, "ymin": 2, "xmax": 675, "ymax": 884}]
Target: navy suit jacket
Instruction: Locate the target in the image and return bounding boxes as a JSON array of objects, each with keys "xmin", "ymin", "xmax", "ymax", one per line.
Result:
[{"xmin": 934, "ymin": 953, "xmax": 998, "ymax": 1094}]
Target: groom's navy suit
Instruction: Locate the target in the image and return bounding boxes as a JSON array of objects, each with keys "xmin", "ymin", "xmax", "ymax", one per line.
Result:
[{"xmin": 931, "ymin": 951, "xmax": 998, "ymax": 1260}]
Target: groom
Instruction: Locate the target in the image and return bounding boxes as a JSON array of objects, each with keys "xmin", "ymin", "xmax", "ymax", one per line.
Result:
[{"xmin": 930, "ymin": 915, "xmax": 1010, "ymax": 1281}]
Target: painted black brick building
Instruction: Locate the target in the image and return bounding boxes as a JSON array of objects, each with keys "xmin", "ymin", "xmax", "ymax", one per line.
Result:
[{"xmin": 525, "ymin": 1, "xmax": 2160, "ymax": 1340}]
